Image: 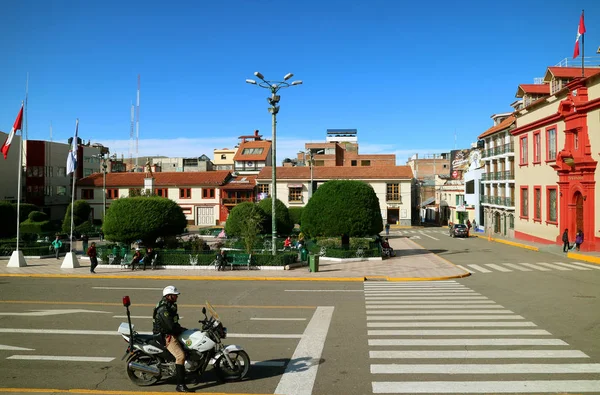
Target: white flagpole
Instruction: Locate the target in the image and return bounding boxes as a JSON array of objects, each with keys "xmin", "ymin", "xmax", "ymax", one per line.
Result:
[
  {"xmin": 15, "ymin": 101, "xmax": 25, "ymax": 253},
  {"xmin": 69, "ymin": 119, "xmax": 78, "ymax": 253}
]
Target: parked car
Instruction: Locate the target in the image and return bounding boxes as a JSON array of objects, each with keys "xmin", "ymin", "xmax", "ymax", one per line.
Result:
[{"xmin": 449, "ymin": 223, "xmax": 468, "ymax": 238}]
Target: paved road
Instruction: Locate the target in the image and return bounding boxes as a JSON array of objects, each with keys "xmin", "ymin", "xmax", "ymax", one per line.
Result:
[{"xmin": 1, "ymin": 234, "xmax": 599, "ymax": 395}]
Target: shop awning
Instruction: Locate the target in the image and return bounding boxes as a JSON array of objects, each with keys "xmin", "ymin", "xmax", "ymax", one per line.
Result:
[{"xmin": 420, "ymin": 196, "xmax": 435, "ymax": 207}]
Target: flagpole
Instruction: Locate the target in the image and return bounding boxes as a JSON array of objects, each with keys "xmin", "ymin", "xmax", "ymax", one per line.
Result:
[
  {"xmin": 15, "ymin": 101, "xmax": 24, "ymax": 253},
  {"xmin": 581, "ymin": 9, "xmax": 585, "ymax": 78},
  {"xmin": 69, "ymin": 119, "xmax": 78, "ymax": 253}
]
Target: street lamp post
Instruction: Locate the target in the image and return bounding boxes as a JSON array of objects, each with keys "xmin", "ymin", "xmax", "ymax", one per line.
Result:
[
  {"xmin": 94, "ymin": 153, "xmax": 115, "ymax": 221},
  {"xmin": 246, "ymin": 72, "xmax": 302, "ymax": 256},
  {"xmin": 305, "ymin": 150, "xmax": 314, "ymax": 199}
]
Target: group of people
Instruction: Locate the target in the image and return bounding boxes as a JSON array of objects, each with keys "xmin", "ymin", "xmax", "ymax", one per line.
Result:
[
  {"xmin": 129, "ymin": 247, "xmax": 156, "ymax": 270},
  {"xmin": 562, "ymin": 228, "xmax": 584, "ymax": 252}
]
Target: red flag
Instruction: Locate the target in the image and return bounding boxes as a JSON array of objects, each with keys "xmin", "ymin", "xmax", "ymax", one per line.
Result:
[
  {"xmin": 1, "ymin": 104, "xmax": 24, "ymax": 159},
  {"xmin": 573, "ymin": 12, "xmax": 586, "ymax": 59}
]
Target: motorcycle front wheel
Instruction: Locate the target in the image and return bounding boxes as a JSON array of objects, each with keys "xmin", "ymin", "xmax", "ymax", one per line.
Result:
[
  {"xmin": 214, "ymin": 350, "xmax": 250, "ymax": 381},
  {"xmin": 126, "ymin": 352, "xmax": 161, "ymax": 386}
]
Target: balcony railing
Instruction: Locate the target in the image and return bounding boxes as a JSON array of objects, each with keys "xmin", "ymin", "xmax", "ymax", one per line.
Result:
[
  {"xmin": 222, "ymin": 197, "xmax": 255, "ymax": 205},
  {"xmin": 481, "ymin": 195, "xmax": 515, "ymax": 207},
  {"xmin": 482, "ymin": 170, "xmax": 514, "ymax": 181},
  {"xmin": 482, "ymin": 143, "xmax": 515, "ymax": 158}
]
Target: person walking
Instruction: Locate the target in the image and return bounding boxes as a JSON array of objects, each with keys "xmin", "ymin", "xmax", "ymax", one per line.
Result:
[
  {"xmin": 472, "ymin": 219, "xmax": 477, "ymax": 231},
  {"xmin": 575, "ymin": 230, "xmax": 584, "ymax": 251},
  {"xmin": 562, "ymin": 229, "xmax": 570, "ymax": 252},
  {"xmin": 385, "ymin": 222, "xmax": 390, "ymax": 236},
  {"xmin": 52, "ymin": 236, "xmax": 63, "ymax": 259},
  {"xmin": 216, "ymin": 249, "xmax": 227, "ymax": 271},
  {"xmin": 87, "ymin": 242, "xmax": 98, "ymax": 273},
  {"xmin": 153, "ymin": 286, "xmax": 192, "ymax": 393},
  {"xmin": 81, "ymin": 234, "xmax": 89, "ymax": 255},
  {"xmin": 466, "ymin": 219, "xmax": 472, "ymax": 237}
]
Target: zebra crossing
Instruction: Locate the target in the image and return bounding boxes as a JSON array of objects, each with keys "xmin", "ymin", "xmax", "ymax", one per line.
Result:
[
  {"xmin": 456, "ymin": 260, "xmax": 600, "ymax": 274},
  {"xmin": 364, "ymin": 281, "xmax": 600, "ymax": 394}
]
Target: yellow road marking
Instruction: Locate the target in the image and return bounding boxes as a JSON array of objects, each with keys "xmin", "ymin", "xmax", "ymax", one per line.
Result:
[
  {"xmin": 0, "ymin": 273, "xmax": 365, "ymax": 281},
  {"xmin": 0, "ymin": 301, "xmax": 316, "ymax": 309},
  {"xmin": 0, "ymin": 388, "xmax": 277, "ymax": 395}
]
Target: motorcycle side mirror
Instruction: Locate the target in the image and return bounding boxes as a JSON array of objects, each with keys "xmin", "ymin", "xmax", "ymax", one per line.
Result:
[
  {"xmin": 122, "ymin": 296, "xmax": 131, "ymax": 307},
  {"xmin": 202, "ymin": 307, "xmax": 206, "ymax": 315}
]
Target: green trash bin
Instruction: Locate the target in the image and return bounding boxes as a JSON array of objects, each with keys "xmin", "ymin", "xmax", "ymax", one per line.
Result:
[
  {"xmin": 309, "ymin": 254, "xmax": 319, "ymax": 273},
  {"xmin": 300, "ymin": 247, "xmax": 308, "ymax": 262}
]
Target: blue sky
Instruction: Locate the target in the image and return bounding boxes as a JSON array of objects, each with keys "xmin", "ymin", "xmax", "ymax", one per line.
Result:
[{"xmin": 2, "ymin": 0, "xmax": 600, "ymax": 165}]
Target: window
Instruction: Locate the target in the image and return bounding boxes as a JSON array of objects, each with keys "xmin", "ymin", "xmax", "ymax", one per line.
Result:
[
  {"xmin": 574, "ymin": 132, "xmax": 579, "ymax": 150},
  {"xmin": 361, "ymin": 160, "xmax": 371, "ymax": 166},
  {"xmin": 520, "ymin": 187, "xmax": 528, "ymax": 218},
  {"xmin": 466, "ymin": 180, "xmax": 475, "ymax": 194},
  {"xmin": 155, "ymin": 188, "xmax": 168, "ymax": 197},
  {"xmin": 351, "ymin": 160, "xmax": 357, "ymax": 167},
  {"xmin": 533, "ymin": 131, "xmax": 541, "ymax": 163},
  {"xmin": 181, "ymin": 207, "xmax": 192, "ymax": 215},
  {"xmin": 386, "ymin": 184, "xmax": 400, "ymax": 201},
  {"xmin": 314, "ymin": 160, "xmax": 324, "ymax": 166},
  {"xmin": 288, "ymin": 187, "xmax": 302, "ymax": 202},
  {"xmin": 82, "ymin": 189, "xmax": 94, "ymax": 199},
  {"xmin": 509, "ymin": 214, "xmax": 514, "ymax": 229},
  {"xmin": 455, "ymin": 195, "xmax": 464, "ymax": 206},
  {"xmin": 221, "ymin": 154, "xmax": 227, "ymax": 160},
  {"xmin": 547, "ymin": 187, "xmax": 558, "ymax": 223},
  {"xmin": 257, "ymin": 184, "xmax": 269, "ymax": 196},
  {"xmin": 534, "ymin": 187, "xmax": 541, "ymax": 221},
  {"xmin": 106, "ymin": 189, "xmax": 119, "ymax": 199},
  {"xmin": 241, "ymin": 148, "xmax": 263, "ymax": 155},
  {"xmin": 56, "ymin": 167, "xmax": 66, "ymax": 177},
  {"xmin": 202, "ymin": 188, "xmax": 215, "ymax": 199},
  {"xmin": 56, "ymin": 186, "xmax": 67, "ymax": 196},
  {"xmin": 546, "ymin": 127, "xmax": 556, "ymax": 161},
  {"xmin": 179, "ymin": 188, "xmax": 192, "ymax": 199},
  {"xmin": 519, "ymin": 135, "xmax": 528, "ymax": 165}
]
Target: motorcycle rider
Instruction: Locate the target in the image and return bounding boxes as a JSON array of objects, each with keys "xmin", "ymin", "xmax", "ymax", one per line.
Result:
[{"xmin": 153, "ymin": 286, "xmax": 193, "ymax": 393}]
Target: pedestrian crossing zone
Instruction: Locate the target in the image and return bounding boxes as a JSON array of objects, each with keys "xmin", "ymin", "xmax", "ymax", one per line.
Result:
[{"xmin": 364, "ymin": 280, "xmax": 600, "ymax": 394}]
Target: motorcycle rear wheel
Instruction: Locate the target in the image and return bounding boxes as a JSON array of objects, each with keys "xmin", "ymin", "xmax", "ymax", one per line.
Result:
[
  {"xmin": 214, "ymin": 350, "xmax": 250, "ymax": 381},
  {"xmin": 126, "ymin": 353, "xmax": 161, "ymax": 386}
]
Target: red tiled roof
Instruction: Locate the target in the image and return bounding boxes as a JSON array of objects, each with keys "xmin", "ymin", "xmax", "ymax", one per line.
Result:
[
  {"xmin": 515, "ymin": 84, "xmax": 550, "ymax": 97},
  {"xmin": 543, "ymin": 67, "xmax": 600, "ymax": 82},
  {"xmin": 233, "ymin": 140, "xmax": 271, "ymax": 161},
  {"xmin": 77, "ymin": 171, "xmax": 231, "ymax": 187},
  {"xmin": 221, "ymin": 175, "xmax": 257, "ymax": 190},
  {"xmin": 478, "ymin": 115, "xmax": 516, "ymax": 139},
  {"xmin": 256, "ymin": 166, "xmax": 413, "ymax": 180}
]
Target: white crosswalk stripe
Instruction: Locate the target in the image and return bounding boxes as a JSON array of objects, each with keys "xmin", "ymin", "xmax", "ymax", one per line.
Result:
[
  {"xmin": 364, "ymin": 280, "xmax": 599, "ymax": 394},
  {"xmin": 455, "ymin": 261, "xmax": 599, "ymax": 274}
]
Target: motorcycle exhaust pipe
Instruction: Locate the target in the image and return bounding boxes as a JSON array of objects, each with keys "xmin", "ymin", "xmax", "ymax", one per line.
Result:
[{"xmin": 128, "ymin": 361, "xmax": 160, "ymax": 376}]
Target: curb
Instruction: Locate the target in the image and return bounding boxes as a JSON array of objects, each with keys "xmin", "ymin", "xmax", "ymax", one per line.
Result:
[
  {"xmin": 475, "ymin": 234, "xmax": 539, "ymax": 251},
  {"xmin": 566, "ymin": 252, "xmax": 600, "ymax": 265}
]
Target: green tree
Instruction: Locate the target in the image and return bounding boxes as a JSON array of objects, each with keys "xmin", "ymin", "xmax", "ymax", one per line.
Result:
[
  {"xmin": 301, "ymin": 180, "xmax": 383, "ymax": 238},
  {"xmin": 102, "ymin": 196, "xmax": 186, "ymax": 246},
  {"xmin": 62, "ymin": 200, "xmax": 92, "ymax": 232},
  {"xmin": 0, "ymin": 202, "xmax": 17, "ymax": 238},
  {"xmin": 257, "ymin": 197, "xmax": 294, "ymax": 236},
  {"xmin": 239, "ymin": 206, "xmax": 263, "ymax": 254},
  {"xmin": 224, "ymin": 202, "xmax": 266, "ymax": 237},
  {"xmin": 20, "ymin": 211, "xmax": 53, "ymax": 236},
  {"xmin": 288, "ymin": 206, "xmax": 304, "ymax": 226}
]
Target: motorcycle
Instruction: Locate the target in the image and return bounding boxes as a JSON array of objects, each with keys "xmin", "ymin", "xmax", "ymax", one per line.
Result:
[{"xmin": 117, "ymin": 295, "xmax": 250, "ymax": 386}]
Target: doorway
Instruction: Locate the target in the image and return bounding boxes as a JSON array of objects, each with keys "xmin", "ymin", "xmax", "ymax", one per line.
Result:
[
  {"xmin": 574, "ymin": 192, "xmax": 584, "ymax": 233},
  {"xmin": 494, "ymin": 212, "xmax": 501, "ymax": 233}
]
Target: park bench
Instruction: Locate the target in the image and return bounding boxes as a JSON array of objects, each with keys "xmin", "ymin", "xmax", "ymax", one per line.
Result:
[{"xmin": 228, "ymin": 253, "xmax": 252, "ymax": 270}]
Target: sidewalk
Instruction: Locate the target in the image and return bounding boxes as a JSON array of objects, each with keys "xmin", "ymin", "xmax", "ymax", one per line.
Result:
[
  {"xmin": 474, "ymin": 230, "xmax": 600, "ymax": 265},
  {"xmin": 0, "ymin": 237, "xmax": 470, "ymax": 282}
]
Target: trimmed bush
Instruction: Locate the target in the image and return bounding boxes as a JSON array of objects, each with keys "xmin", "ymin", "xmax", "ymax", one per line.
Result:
[
  {"xmin": 301, "ymin": 180, "xmax": 383, "ymax": 238},
  {"xmin": 288, "ymin": 206, "xmax": 304, "ymax": 226},
  {"xmin": 62, "ymin": 200, "xmax": 92, "ymax": 232},
  {"xmin": 224, "ymin": 202, "xmax": 265, "ymax": 237},
  {"xmin": 0, "ymin": 202, "xmax": 17, "ymax": 238},
  {"xmin": 17, "ymin": 204, "xmax": 40, "ymax": 223},
  {"xmin": 28, "ymin": 211, "xmax": 48, "ymax": 222},
  {"xmin": 20, "ymin": 219, "xmax": 54, "ymax": 235},
  {"xmin": 102, "ymin": 196, "xmax": 187, "ymax": 246},
  {"xmin": 257, "ymin": 197, "xmax": 294, "ymax": 236}
]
